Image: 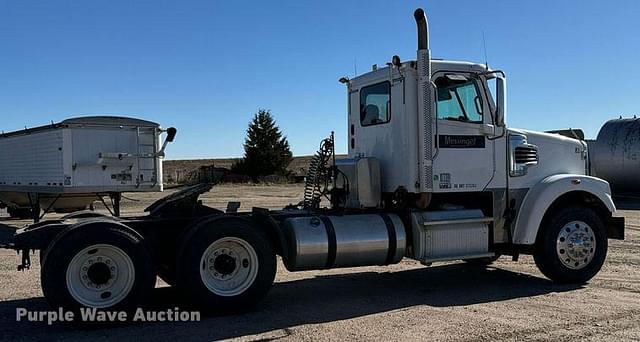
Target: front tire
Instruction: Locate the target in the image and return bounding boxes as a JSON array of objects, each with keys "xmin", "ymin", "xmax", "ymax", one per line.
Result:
[
  {"xmin": 176, "ymin": 218, "xmax": 276, "ymax": 314},
  {"xmin": 534, "ymin": 206, "xmax": 607, "ymax": 284},
  {"xmin": 41, "ymin": 222, "xmax": 156, "ymax": 318}
]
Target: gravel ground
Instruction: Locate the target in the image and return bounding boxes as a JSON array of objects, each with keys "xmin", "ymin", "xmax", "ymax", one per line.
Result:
[{"xmin": 0, "ymin": 184, "xmax": 639, "ymax": 341}]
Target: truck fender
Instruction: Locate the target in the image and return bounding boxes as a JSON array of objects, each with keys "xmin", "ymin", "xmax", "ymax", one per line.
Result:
[
  {"xmin": 54, "ymin": 218, "xmax": 142, "ymax": 242},
  {"xmin": 250, "ymin": 211, "xmax": 287, "ymax": 257},
  {"xmin": 175, "ymin": 214, "xmax": 279, "ymax": 259},
  {"xmin": 175, "ymin": 214, "xmax": 239, "ymax": 258},
  {"xmin": 41, "ymin": 218, "xmax": 146, "ymax": 265},
  {"xmin": 512, "ymin": 174, "xmax": 616, "ymax": 245},
  {"xmin": 177, "ymin": 213, "xmax": 285, "ymax": 258}
]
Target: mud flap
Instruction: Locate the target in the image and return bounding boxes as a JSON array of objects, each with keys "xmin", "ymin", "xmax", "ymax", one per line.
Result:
[
  {"xmin": 607, "ymin": 216, "xmax": 625, "ymax": 240},
  {"xmin": 0, "ymin": 223, "xmax": 15, "ymax": 248}
]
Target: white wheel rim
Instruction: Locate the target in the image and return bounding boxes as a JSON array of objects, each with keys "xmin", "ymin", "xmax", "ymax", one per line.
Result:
[
  {"xmin": 556, "ymin": 220, "xmax": 596, "ymax": 270},
  {"xmin": 199, "ymin": 237, "xmax": 259, "ymax": 297},
  {"xmin": 66, "ymin": 244, "xmax": 135, "ymax": 308}
]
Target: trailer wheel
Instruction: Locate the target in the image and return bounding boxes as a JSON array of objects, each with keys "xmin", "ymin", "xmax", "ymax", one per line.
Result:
[
  {"xmin": 41, "ymin": 222, "xmax": 155, "ymax": 316},
  {"xmin": 534, "ymin": 206, "xmax": 607, "ymax": 284},
  {"xmin": 177, "ymin": 218, "xmax": 276, "ymax": 313}
]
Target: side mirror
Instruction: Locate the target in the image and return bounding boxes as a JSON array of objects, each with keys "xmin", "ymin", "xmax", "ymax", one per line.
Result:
[
  {"xmin": 166, "ymin": 127, "xmax": 177, "ymax": 142},
  {"xmin": 157, "ymin": 127, "xmax": 177, "ymax": 158},
  {"xmin": 495, "ymin": 76, "xmax": 506, "ymax": 127}
]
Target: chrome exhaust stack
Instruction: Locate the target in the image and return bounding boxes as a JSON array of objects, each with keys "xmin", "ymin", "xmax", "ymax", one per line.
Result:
[
  {"xmin": 414, "ymin": 8, "xmax": 429, "ymax": 50},
  {"xmin": 414, "ymin": 8, "xmax": 435, "ymax": 193}
]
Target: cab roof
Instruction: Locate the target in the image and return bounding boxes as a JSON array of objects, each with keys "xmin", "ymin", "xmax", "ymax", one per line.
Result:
[{"xmin": 350, "ymin": 59, "xmax": 490, "ymax": 85}]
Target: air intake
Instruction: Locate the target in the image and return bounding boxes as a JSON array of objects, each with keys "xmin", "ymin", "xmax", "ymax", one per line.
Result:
[
  {"xmin": 514, "ymin": 145, "xmax": 538, "ymax": 164},
  {"xmin": 510, "ymin": 134, "xmax": 538, "ymax": 177}
]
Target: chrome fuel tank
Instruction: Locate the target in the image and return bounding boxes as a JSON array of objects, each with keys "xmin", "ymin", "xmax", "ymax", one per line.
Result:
[{"xmin": 281, "ymin": 214, "xmax": 406, "ymax": 271}]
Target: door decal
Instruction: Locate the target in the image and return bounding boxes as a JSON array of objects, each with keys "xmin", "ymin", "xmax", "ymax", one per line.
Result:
[{"xmin": 438, "ymin": 135, "xmax": 485, "ymax": 148}]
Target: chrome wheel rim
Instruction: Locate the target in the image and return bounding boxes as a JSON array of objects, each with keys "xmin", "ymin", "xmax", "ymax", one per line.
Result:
[
  {"xmin": 66, "ymin": 244, "xmax": 135, "ymax": 308},
  {"xmin": 200, "ymin": 237, "xmax": 259, "ymax": 297},
  {"xmin": 556, "ymin": 220, "xmax": 596, "ymax": 270}
]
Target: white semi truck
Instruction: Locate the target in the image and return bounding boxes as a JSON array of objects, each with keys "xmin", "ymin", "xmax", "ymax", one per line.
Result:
[{"xmin": 0, "ymin": 8, "xmax": 624, "ymax": 318}]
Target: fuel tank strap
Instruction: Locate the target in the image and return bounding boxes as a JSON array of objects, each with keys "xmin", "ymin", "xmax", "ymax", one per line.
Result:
[
  {"xmin": 319, "ymin": 216, "xmax": 337, "ymax": 268},
  {"xmin": 379, "ymin": 213, "xmax": 397, "ymax": 265}
]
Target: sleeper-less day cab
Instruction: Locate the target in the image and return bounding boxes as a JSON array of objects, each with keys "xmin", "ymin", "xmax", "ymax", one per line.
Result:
[{"xmin": 0, "ymin": 8, "xmax": 624, "ymax": 319}]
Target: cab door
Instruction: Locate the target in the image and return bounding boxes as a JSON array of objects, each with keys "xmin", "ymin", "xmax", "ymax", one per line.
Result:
[
  {"xmin": 348, "ymin": 68, "xmax": 419, "ymax": 193},
  {"xmin": 431, "ymin": 72, "xmax": 496, "ymax": 192}
]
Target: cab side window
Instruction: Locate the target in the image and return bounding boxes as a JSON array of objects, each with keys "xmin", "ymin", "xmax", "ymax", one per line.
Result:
[
  {"xmin": 435, "ymin": 76, "xmax": 483, "ymax": 123},
  {"xmin": 360, "ymin": 81, "xmax": 391, "ymax": 126}
]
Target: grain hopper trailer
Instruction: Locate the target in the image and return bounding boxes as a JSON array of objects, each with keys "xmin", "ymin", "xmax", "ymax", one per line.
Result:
[
  {"xmin": 0, "ymin": 8, "xmax": 624, "ymax": 319},
  {"xmin": 0, "ymin": 116, "xmax": 176, "ymax": 220}
]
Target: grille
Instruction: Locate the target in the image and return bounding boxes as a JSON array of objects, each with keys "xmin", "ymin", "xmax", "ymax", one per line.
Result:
[{"xmin": 514, "ymin": 145, "xmax": 538, "ymax": 164}]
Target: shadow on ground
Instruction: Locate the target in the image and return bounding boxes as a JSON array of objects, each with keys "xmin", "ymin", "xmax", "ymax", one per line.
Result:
[{"xmin": 0, "ymin": 264, "xmax": 582, "ymax": 341}]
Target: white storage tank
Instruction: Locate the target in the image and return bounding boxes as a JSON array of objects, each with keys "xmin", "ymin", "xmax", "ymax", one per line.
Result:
[{"xmin": 589, "ymin": 118, "xmax": 640, "ymax": 195}]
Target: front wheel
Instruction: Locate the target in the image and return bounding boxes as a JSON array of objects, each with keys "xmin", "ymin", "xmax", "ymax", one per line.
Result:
[
  {"xmin": 176, "ymin": 218, "xmax": 276, "ymax": 314},
  {"xmin": 534, "ymin": 206, "xmax": 607, "ymax": 284}
]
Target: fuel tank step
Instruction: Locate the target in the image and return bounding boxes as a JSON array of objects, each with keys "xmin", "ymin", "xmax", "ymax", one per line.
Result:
[{"xmin": 411, "ymin": 209, "xmax": 492, "ymax": 263}]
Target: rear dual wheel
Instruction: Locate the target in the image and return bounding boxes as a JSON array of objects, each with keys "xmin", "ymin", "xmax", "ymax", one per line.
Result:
[
  {"xmin": 41, "ymin": 223, "xmax": 156, "ymax": 318},
  {"xmin": 176, "ymin": 218, "xmax": 276, "ymax": 313}
]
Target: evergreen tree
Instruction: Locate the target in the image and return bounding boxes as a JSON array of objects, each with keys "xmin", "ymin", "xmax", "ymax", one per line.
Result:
[{"xmin": 232, "ymin": 109, "xmax": 292, "ymax": 180}]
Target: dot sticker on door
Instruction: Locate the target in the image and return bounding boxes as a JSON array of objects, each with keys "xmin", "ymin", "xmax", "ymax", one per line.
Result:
[{"xmin": 439, "ymin": 173, "xmax": 451, "ymax": 189}]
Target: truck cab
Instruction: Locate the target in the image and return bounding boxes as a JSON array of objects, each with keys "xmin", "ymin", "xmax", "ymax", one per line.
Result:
[
  {"xmin": 339, "ymin": 9, "xmax": 624, "ymax": 270},
  {"xmin": 348, "ymin": 60, "xmax": 503, "ymax": 196}
]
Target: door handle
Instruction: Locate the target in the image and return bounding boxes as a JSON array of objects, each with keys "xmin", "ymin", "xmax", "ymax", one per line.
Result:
[{"xmin": 480, "ymin": 124, "xmax": 496, "ymax": 136}]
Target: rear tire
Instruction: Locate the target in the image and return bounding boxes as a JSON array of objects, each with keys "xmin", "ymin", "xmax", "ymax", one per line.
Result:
[
  {"xmin": 176, "ymin": 218, "xmax": 276, "ymax": 314},
  {"xmin": 41, "ymin": 222, "xmax": 156, "ymax": 321},
  {"xmin": 533, "ymin": 206, "xmax": 607, "ymax": 284}
]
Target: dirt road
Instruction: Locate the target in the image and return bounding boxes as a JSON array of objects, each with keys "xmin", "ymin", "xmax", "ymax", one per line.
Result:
[{"xmin": 0, "ymin": 184, "xmax": 639, "ymax": 341}]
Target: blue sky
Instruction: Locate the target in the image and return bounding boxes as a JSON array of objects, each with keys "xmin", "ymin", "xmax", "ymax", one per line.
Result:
[{"xmin": 1, "ymin": 1, "xmax": 639, "ymax": 159}]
